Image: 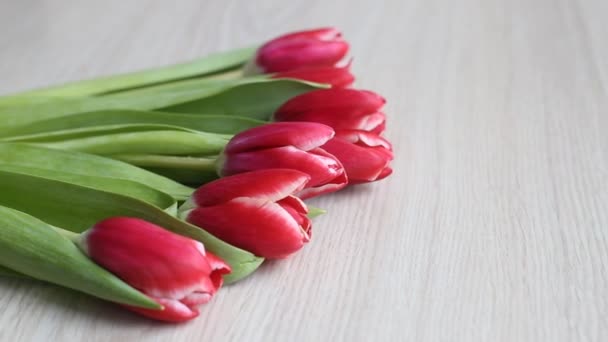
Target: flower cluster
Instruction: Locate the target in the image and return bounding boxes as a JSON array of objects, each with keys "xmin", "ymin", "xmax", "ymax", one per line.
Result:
[{"xmin": 0, "ymin": 27, "xmax": 394, "ymax": 324}]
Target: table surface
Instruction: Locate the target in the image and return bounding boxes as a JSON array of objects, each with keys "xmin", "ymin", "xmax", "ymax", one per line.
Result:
[{"xmin": 1, "ymin": 0, "xmax": 607, "ymax": 341}]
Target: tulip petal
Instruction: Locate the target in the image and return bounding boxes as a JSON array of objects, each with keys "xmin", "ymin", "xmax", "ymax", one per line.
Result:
[
  {"xmin": 258, "ymin": 40, "xmax": 349, "ymax": 73},
  {"xmin": 276, "ymin": 109, "xmax": 386, "ymax": 133},
  {"xmin": 278, "ymin": 196, "xmax": 312, "ymax": 241},
  {"xmin": 297, "ymin": 170, "xmax": 348, "ymax": 199},
  {"xmin": 334, "ymin": 130, "xmax": 393, "ymax": 150},
  {"xmin": 322, "ymin": 136, "xmax": 393, "ymax": 183},
  {"xmin": 256, "ymin": 28, "xmax": 349, "ymax": 73},
  {"xmin": 272, "ymin": 64, "xmax": 355, "ymax": 88},
  {"xmin": 181, "ymin": 292, "xmax": 213, "ymax": 306},
  {"xmin": 275, "ymin": 88, "xmax": 385, "ymax": 120},
  {"xmin": 187, "ymin": 197, "xmax": 310, "ymax": 259},
  {"xmin": 204, "ymin": 251, "xmax": 231, "ymax": 290},
  {"xmin": 125, "ymin": 297, "xmax": 199, "ymax": 323},
  {"xmin": 224, "ymin": 122, "xmax": 335, "ymax": 154},
  {"xmin": 221, "ymin": 146, "xmax": 346, "ymax": 190},
  {"xmin": 267, "ymin": 28, "xmax": 343, "ymax": 44},
  {"xmin": 83, "ymin": 217, "xmax": 224, "ymax": 302},
  {"xmin": 192, "ymin": 169, "xmax": 310, "ymax": 207}
]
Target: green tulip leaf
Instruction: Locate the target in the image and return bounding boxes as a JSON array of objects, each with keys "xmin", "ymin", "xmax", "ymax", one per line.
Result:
[
  {"xmin": 2, "ymin": 123, "xmax": 204, "ymax": 143},
  {"xmin": 7, "ymin": 126, "xmax": 230, "ymax": 157},
  {"xmin": 0, "ymin": 143, "xmax": 194, "ymax": 201},
  {"xmin": 161, "ymin": 78, "xmax": 325, "ymax": 120},
  {"xmin": 109, "ymin": 154, "xmax": 219, "ymax": 186},
  {"xmin": 0, "ymin": 265, "xmax": 26, "ymax": 278},
  {"xmin": 0, "ymin": 164, "xmax": 177, "ymax": 215},
  {"xmin": 0, "ymin": 78, "xmax": 324, "ymax": 132},
  {"xmin": 0, "ymin": 46, "xmax": 256, "ymax": 103},
  {"xmin": 2, "ymin": 110, "xmax": 264, "ymax": 137}
]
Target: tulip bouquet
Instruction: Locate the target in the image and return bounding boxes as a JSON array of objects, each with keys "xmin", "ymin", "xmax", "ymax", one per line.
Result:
[{"xmin": 0, "ymin": 27, "xmax": 394, "ymax": 322}]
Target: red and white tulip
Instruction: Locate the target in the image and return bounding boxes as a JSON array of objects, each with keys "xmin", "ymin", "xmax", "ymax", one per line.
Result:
[
  {"xmin": 250, "ymin": 27, "xmax": 349, "ymax": 74},
  {"xmin": 274, "ymin": 88, "xmax": 386, "ymax": 134},
  {"xmin": 79, "ymin": 217, "xmax": 230, "ymax": 322},
  {"xmin": 217, "ymin": 122, "xmax": 348, "ymax": 199},
  {"xmin": 179, "ymin": 169, "xmax": 312, "ymax": 259},
  {"xmin": 322, "ymin": 130, "xmax": 393, "ymax": 184}
]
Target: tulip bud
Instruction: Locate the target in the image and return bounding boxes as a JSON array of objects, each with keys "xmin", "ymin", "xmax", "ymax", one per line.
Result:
[
  {"xmin": 217, "ymin": 122, "xmax": 348, "ymax": 199},
  {"xmin": 179, "ymin": 169, "xmax": 312, "ymax": 259},
  {"xmin": 272, "ymin": 64, "xmax": 354, "ymax": 88},
  {"xmin": 321, "ymin": 130, "xmax": 393, "ymax": 184},
  {"xmin": 247, "ymin": 27, "xmax": 349, "ymax": 74},
  {"xmin": 273, "ymin": 88, "xmax": 386, "ymax": 134},
  {"xmin": 79, "ymin": 217, "xmax": 230, "ymax": 322}
]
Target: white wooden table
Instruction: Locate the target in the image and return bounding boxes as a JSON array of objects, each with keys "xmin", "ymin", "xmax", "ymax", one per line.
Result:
[{"xmin": 1, "ymin": 0, "xmax": 607, "ymax": 341}]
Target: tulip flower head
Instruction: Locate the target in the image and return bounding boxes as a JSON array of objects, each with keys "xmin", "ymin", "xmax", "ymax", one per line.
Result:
[
  {"xmin": 272, "ymin": 63, "xmax": 355, "ymax": 88},
  {"xmin": 248, "ymin": 27, "xmax": 349, "ymax": 74},
  {"xmin": 217, "ymin": 122, "xmax": 348, "ymax": 199},
  {"xmin": 179, "ymin": 169, "xmax": 312, "ymax": 259},
  {"xmin": 78, "ymin": 217, "xmax": 230, "ymax": 322},
  {"xmin": 322, "ymin": 130, "xmax": 393, "ymax": 184},
  {"xmin": 274, "ymin": 88, "xmax": 386, "ymax": 134}
]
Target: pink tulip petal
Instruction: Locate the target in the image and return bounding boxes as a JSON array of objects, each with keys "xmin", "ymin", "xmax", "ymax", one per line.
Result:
[
  {"xmin": 125, "ymin": 297, "xmax": 199, "ymax": 323},
  {"xmin": 275, "ymin": 88, "xmax": 385, "ymax": 120},
  {"xmin": 296, "ymin": 169, "xmax": 348, "ymax": 199},
  {"xmin": 267, "ymin": 28, "xmax": 343, "ymax": 44},
  {"xmin": 187, "ymin": 198, "xmax": 309, "ymax": 259},
  {"xmin": 181, "ymin": 292, "xmax": 213, "ymax": 307},
  {"xmin": 256, "ymin": 28, "xmax": 349, "ymax": 73},
  {"xmin": 272, "ymin": 64, "xmax": 354, "ymax": 88},
  {"xmin": 322, "ymin": 137, "xmax": 393, "ymax": 183},
  {"xmin": 221, "ymin": 146, "xmax": 345, "ymax": 189},
  {"xmin": 85, "ymin": 218, "xmax": 217, "ymax": 296},
  {"xmin": 335, "ymin": 130, "xmax": 393, "ymax": 150},
  {"xmin": 193, "ymin": 169, "xmax": 310, "ymax": 207},
  {"xmin": 259, "ymin": 40, "xmax": 349, "ymax": 73},
  {"xmin": 224, "ymin": 122, "xmax": 335, "ymax": 154},
  {"xmin": 278, "ymin": 196, "xmax": 312, "ymax": 241}
]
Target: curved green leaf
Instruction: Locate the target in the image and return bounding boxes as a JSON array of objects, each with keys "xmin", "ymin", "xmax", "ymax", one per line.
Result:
[
  {"xmin": 0, "ymin": 164, "xmax": 177, "ymax": 214},
  {"xmin": 0, "ymin": 143, "xmax": 194, "ymax": 201},
  {"xmin": 2, "ymin": 123, "xmax": 204, "ymax": 143},
  {"xmin": 0, "ymin": 205, "xmax": 160, "ymax": 309},
  {"xmin": 23, "ymin": 130, "xmax": 229, "ymax": 156},
  {"xmin": 161, "ymin": 78, "xmax": 325, "ymax": 120},
  {"xmin": 110, "ymin": 154, "xmax": 219, "ymax": 186},
  {"xmin": 0, "ymin": 79, "xmax": 324, "ymax": 132},
  {"xmin": 2, "ymin": 110, "xmax": 264, "ymax": 137},
  {"xmin": 0, "ymin": 46, "xmax": 256, "ymax": 103},
  {"xmin": 0, "ymin": 265, "xmax": 25, "ymax": 278}
]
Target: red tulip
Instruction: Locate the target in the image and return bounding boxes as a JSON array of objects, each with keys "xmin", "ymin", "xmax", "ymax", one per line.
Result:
[
  {"xmin": 274, "ymin": 88, "xmax": 386, "ymax": 134},
  {"xmin": 179, "ymin": 169, "xmax": 312, "ymax": 259},
  {"xmin": 272, "ymin": 63, "xmax": 354, "ymax": 88},
  {"xmin": 218, "ymin": 122, "xmax": 348, "ymax": 199},
  {"xmin": 79, "ymin": 217, "xmax": 230, "ymax": 322},
  {"xmin": 255, "ymin": 27, "xmax": 349, "ymax": 73},
  {"xmin": 322, "ymin": 130, "xmax": 393, "ymax": 184}
]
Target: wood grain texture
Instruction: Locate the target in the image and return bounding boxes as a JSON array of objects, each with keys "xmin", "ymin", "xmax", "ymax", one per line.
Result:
[{"xmin": 1, "ymin": 0, "xmax": 607, "ymax": 341}]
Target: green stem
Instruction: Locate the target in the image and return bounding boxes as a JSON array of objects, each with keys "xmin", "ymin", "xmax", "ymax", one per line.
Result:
[
  {"xmin": 111, "ymin": 154, "xmax": 219, "ymax": 172},
  {"xmin": 30, "ymin": 130, "xmax": 231, "ymax": 156},
  {"xmin": 51, "ymin": 226, "xmax": 81, "ymax": 244},
  {"xmin": 110, "ymin": 154, "xmax": 220, "ymax": 186}
]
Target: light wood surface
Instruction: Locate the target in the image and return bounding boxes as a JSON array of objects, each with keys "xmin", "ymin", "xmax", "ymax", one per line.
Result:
[{"xmin": 1, "ymin": 0, "xmax": 608, "ymax": 341}]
